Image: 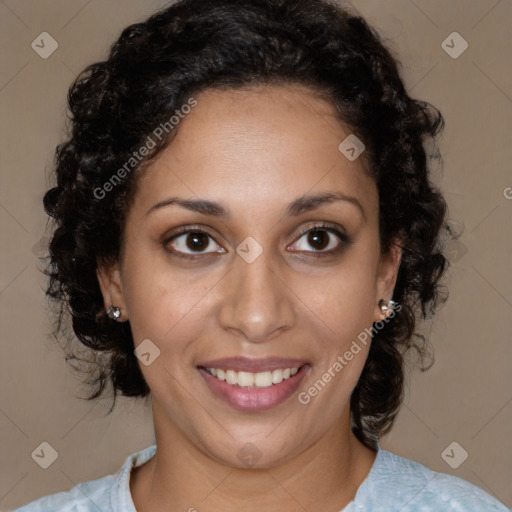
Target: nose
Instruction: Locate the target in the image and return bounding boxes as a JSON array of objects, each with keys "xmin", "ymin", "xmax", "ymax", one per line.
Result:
[{"xmin": 218, "ymin": 250, "xmax": 296, "ymax": 343}]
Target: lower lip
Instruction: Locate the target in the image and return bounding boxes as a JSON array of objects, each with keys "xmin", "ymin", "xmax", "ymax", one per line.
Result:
[{"xmin": 198, "ymin": 365, "xmax": 310, "ymax": 411}]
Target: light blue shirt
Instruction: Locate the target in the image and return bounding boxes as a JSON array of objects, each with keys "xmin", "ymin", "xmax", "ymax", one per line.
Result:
[{"xmin": 10, "ymin": 444, "xmax": 508, "ymax": 511}]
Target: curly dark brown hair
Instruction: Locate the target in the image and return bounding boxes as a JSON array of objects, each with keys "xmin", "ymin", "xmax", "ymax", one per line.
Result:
[{"xmin": 43, "ymin": 0, "xmax": 455, "ymax": 450}]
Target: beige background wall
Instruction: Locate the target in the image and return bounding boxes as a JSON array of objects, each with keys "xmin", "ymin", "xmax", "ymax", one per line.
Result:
[{"xmin": 0, "ymin": 0, "xmax": 511, "ymax": 509}]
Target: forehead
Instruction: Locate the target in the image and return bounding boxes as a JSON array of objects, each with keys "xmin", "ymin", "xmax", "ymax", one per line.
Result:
[{"xmin": 132, "ymin": 84, "xmax": 377, "ymax": 221}]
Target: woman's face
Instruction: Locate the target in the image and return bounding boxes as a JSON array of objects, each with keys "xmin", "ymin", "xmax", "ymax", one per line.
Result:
[{"xmin": 99, "ymin": 84, "xmax": 401, "ymax": 468}]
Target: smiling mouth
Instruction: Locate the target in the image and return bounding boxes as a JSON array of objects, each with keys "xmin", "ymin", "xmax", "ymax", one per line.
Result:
[
  {"xmin": 196, "ymin": 356, "xmax": 311, "ymax": 411},
  {"xmin": 198, "ymin": 364, "xmax": 310, "ymax": 411},
  {"xmin": 199, "ymin": 365, "xmax": 306, "ymax": 388}
]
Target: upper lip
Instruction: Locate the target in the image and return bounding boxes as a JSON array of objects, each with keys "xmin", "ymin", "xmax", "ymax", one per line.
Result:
[{"xmin": 197, "ymin": 356, "xmax": 310, "ymax": 373}]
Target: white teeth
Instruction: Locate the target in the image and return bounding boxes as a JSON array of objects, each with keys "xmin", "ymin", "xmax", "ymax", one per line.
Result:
[
  {"xmin": 205, "ymin": 367, "xmax": 300, "ymax": 388},
  {"xmin": 226, "ymin": 370, "xmax": 237, "ymax": 385},
  {"xmin": 238, "ymin": 371, "xmax": 255, "ymax": 387},
  {"xmin": 254, "ymin": 371, "xmax": 273, "ymax": 387},
  {"xmin": 272, "ymin": 369, "xmax": 283, "ymax": 384}
]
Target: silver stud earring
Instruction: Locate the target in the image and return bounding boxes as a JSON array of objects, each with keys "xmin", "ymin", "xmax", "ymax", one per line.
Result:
[
  {"xmin": 107, "ymin": 306, "xmax": 121, "ymax": 321},
  {"xmin": 378, "ymin": 299, "xmax": 396, "ymax": 312}
]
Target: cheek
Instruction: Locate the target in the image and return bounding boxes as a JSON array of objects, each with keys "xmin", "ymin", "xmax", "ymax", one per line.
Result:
[
  {"xmin": 294, "ymin": 240, "xmax": 380, "ymax": 341},
  {"xmin": 119, "ymin": 246, "xmax": 218, "ymax": 348}
]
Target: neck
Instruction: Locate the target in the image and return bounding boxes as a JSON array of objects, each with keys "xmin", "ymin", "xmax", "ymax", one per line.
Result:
[{"xmin": 130, "ymin": 403, "xmax": 376, "ymax": 512}]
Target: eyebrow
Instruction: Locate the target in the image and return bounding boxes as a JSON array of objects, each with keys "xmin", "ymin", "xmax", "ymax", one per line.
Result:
[{"xmin": 146, "ymin": 191, "xmax": 365, "ymax": 220}]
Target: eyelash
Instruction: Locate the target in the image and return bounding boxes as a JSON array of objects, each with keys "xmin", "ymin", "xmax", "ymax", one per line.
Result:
[{"xmin": 163, "ymin": 222, "xmax": 351, "ymax": 260}]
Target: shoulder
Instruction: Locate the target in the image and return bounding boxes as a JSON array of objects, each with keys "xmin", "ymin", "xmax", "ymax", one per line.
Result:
[
  {"xmin": 8, "ymin": 474, "xmax": 115, "ymax": 512},
  {"xmin": 9, "ymin": 444, "xmax": 157, "ymax": 512},
  {"xmin": 360, "ymin": 449, "xmax": 509, "ymax": 511}
]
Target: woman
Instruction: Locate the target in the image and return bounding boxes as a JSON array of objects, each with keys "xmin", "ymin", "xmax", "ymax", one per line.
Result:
[{"xmin": 13, "ymin": 0, "xmax": 508, "ymax": 510}]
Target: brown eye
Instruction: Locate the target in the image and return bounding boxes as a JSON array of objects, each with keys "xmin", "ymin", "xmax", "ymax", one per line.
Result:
[
  {"xmin": 307, "ymin": 229, "xmax": 330, "ymax": 251},
  {"xmin": 165, "ymin": 229, "xmax": 226, "ymax": 257},
  {"xmin": 184, "ymin": 232, "xmax": 210, "ymax": 251},
  {"xmin": 289, "ymin": 224, "xmax": 349, "ymax": 254}
]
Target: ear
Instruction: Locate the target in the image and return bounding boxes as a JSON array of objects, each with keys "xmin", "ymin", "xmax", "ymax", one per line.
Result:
[
  {"xmin": 373, "ymin": 239, "xmax": 403, "ymax": 323},
  {"xmin": 96, "ymin": 260, "xmax": 129, "ymax": 322}
]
